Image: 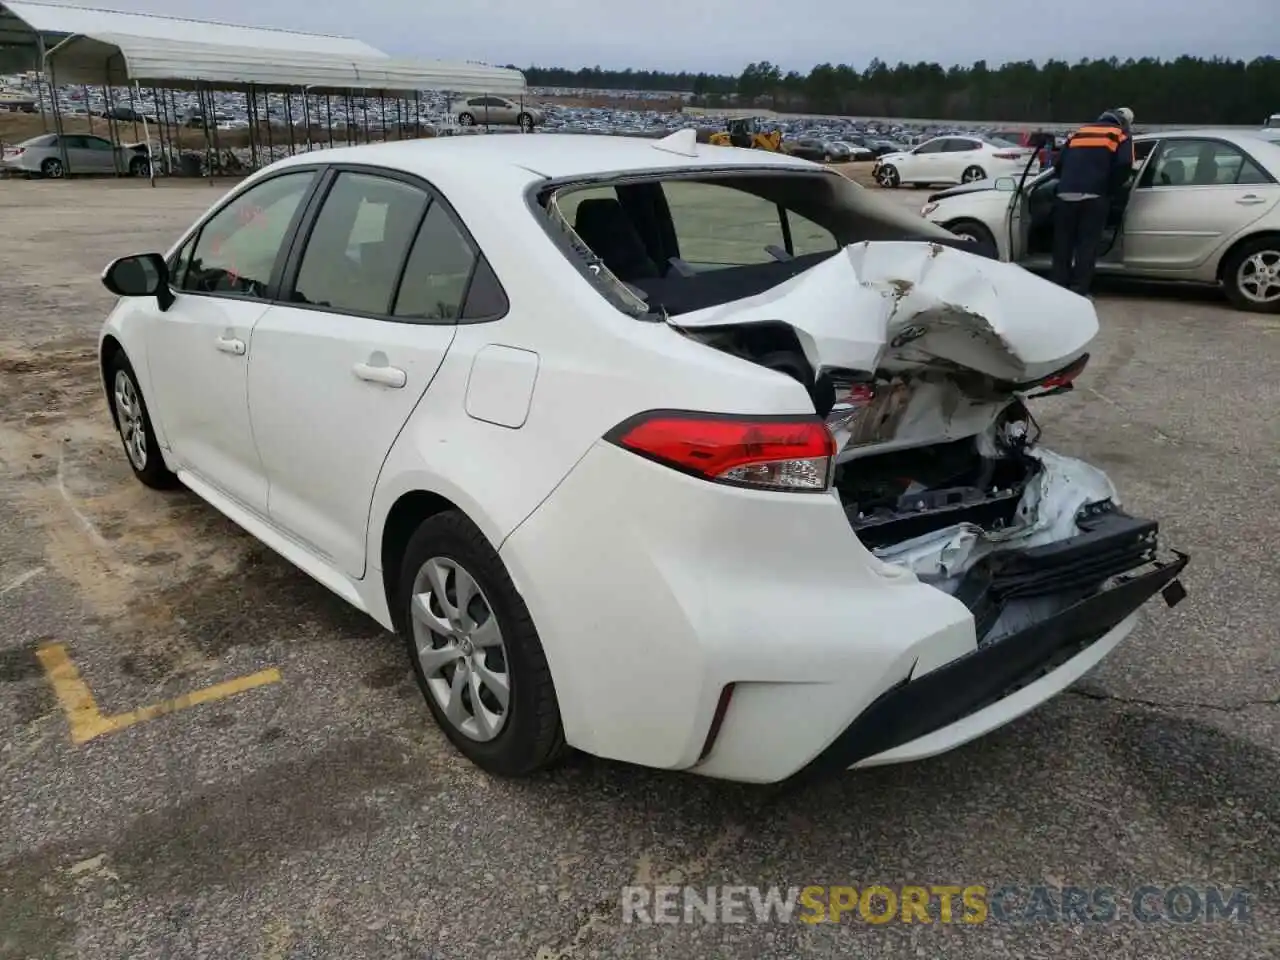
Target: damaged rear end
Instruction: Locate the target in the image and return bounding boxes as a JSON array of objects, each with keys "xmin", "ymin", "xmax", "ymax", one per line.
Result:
[
  {"xmin": 669, "ymin": 238, "xmax": 1189, "ymax": 774},
  {"xmin": 534, "ymin": 157, "xmax": 1187, "ymax": 778}
]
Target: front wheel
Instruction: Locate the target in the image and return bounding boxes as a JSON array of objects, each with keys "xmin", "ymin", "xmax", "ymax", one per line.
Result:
[
  {"xmin": 1222, "ymin": 238, "xmax": 1280, "ymax": 313},
  {"xmin": 876, "ymin": 163, "xmax": 900, "ymax": 188},
  {"xmin": 516, "ymin": 112, "xmax": 534, "ymax": 132},
  {"xmin": 128, "ymin": 155, "xmax": 150, "ymax": 177},
  {"xmin": 944, "ymin": 218, "xmax": 999, "ymax": 258},
  {"xmin": 961, "ymin": 165, "xmax": 987, "ymax": 184},
  {"xmin": 107, "ymin": 354, "xmax": 178, "ymax": 489},
  {"xmin": 399, "ymin": 511, "xmax": 567, "ymax": 777}
]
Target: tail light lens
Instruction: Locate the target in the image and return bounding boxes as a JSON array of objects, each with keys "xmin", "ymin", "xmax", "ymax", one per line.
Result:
[
  {"xmin": 605, "ymin": 411, "xmax": 836, "ymax": 492},
  {"xmin": 1017, "ymin": 353, "xmax": 1090, "ymax": 396}
]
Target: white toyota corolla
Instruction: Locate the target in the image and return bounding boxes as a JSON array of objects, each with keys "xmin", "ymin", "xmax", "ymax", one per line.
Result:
[{"xmin": 97, "ymin": 131, "xmax": 1188, "ymax": 783}]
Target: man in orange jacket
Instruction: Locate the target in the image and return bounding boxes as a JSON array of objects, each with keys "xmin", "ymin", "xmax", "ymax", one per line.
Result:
[{"xmin": 1051, "ymin": 107, "xmax": 1135, "ymax": 297}]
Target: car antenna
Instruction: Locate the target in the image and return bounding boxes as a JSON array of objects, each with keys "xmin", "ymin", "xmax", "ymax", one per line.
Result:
[{"xmin": 651, "ymin": 129, "xmax": 699, "ymax": 158}]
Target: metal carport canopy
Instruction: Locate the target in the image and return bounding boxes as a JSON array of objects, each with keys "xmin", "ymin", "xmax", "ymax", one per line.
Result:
[{"xmin": 43, "ymin": 31, "xmax": 528, "ymax": 96}]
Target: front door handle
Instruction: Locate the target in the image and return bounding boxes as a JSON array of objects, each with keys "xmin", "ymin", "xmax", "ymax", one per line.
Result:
[
  {"xmin": 1237, "ymin": 195, "xmax": 1268, "ymax": 205},
  {"xmin": 215, "ymin": 336, "xmax": 245, "ymax": 355},
  {"xmin": 353, "ymin": 361, "xmax": 407, "ymax": 388}
]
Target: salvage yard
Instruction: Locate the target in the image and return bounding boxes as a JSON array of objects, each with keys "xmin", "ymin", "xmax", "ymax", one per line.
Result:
[{"xmin": 1, "ymin": 179, "xmax": 1278, "ymax": 959}]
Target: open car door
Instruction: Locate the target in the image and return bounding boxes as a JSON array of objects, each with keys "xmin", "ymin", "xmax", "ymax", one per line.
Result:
[
  {"xmin": 1096, "ymin": 138, "xmax": 1162, "ymax": 259},
  {"xmin": 1005, "ymin": 132, "xmax": 1056, "ymax": 261}
]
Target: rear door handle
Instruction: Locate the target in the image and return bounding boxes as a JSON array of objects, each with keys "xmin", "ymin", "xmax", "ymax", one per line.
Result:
[
  {"xmin": 1237, "ymin": 195, "xmax": 1268, "ymax": 205},
  {"xmin": 215, "ymin": 336, "xmax": 245, "ymax": 355},
  {"xmin": 353, "ymin": 361, "xmax": 406, "ymax": 388}
]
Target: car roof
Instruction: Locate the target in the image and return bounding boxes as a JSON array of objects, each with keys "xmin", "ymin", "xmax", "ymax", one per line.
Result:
[{"xmin": 271, "ymin": 133, "xmax": 816, "ymax": 184}]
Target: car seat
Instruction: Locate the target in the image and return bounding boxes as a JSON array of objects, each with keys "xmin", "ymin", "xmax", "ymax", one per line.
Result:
[
  {"xmin": 572, "ymin": 198, "xmax": 660, "ymax": 281},
  {"xmin": 1158, "ymin": 159, "xmax": 1186, "ymax": 186},
  {"xmin": 1191, "ymin": 145, "xmax": 1219, "ymax": 185}
]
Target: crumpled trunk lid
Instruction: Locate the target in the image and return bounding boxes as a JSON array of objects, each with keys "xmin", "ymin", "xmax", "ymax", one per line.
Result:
[
  {"xmin": 673, "ymin": 239, "xmax": 1098, "ymax": 461},
  {"xmin": 674, "ymin": 239, "xmax": 1098, "ymax": 382}
]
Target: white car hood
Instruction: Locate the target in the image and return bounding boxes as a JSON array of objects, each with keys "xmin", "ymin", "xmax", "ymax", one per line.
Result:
[{"xmin": 672, "ymin": 240, "xmax": 1097, "ymax": 382}]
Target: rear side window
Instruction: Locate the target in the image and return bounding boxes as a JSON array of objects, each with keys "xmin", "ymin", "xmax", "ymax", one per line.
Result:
[
  {"xmin": 291, "ymin": 171, "xmax": 429, "ymax": 314},
  {"xmin": 182, "ymin": 170, "xmax": 315, "ymax": 298},
  {"xmin": 392, "ymin": 202, "xmax": 479, "ymax": 321}
]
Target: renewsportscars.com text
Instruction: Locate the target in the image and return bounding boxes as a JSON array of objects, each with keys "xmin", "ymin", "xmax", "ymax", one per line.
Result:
[{"xmin": 621, "ymin": 884, "xmax": 1251, "ymax": 925}]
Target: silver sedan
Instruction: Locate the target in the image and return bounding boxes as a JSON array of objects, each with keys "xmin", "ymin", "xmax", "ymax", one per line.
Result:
[
  {"xmin": 1, "ymin": 132, "xmax": 151, "ymax": 178},
  {"xmin": 454, "ymin": 96, "xmax": 543, "ymax": 132},
  {"xmin": 919, "ymin": 128, "xmax": 1280, "ymax": 312}
]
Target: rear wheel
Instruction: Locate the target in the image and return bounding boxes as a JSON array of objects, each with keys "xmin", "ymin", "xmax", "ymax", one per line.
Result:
[
  {"xmin": 398, "ymin": 511, "xmax": 567, "ymax": 777},
  {"xmin": 876, "ymin": 163, "xmax": 900, "ymax": 188},
  {"xmin": 962, "ymin": 165, "xmax": 987, "ymax": 184},
  {"xmin": 457, "ymin": 112, "xmax": 476, "ymax": 126},
  {"xmin": 1223, "ymin": 238, "xmax": 1280, "ymax": 313},
  {"xmin": 40, "ymin": 156, "xmax": 63, "ymax": 178}
]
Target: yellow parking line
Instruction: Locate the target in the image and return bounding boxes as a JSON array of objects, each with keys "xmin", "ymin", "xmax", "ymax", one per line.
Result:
[{"xmin": 36, "ymin": 642, "xmax": 282, "ymax": 744}]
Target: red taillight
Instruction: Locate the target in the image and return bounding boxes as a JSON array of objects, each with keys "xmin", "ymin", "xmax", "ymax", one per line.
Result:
[
  {"xmin": 606, "ymin": 411, "xmax": 836, "ymax": 492},
  {"xmin": 1027, "ymin": 353, "xmax": 1089, "ymax": 394}
]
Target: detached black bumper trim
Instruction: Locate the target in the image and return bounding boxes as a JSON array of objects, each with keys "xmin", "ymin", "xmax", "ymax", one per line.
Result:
[{"xmin": 792, "ymin": 550, "xmax": 1190, "ymax": 783}]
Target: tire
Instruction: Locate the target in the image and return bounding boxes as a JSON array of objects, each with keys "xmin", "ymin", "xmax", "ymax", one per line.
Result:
[
  {"xmin": 1222, "ymin": 237, "xmax": 1280, "ymax": 313},
  {"xmin": 106, "ymin": 353, "xmax": 178, "ymax": 489},
  {"xmin": 876, "ymin": 163, "xmax": 900, "ymax": 188},
  {"xmin": 961, "ymin": 165, "xmax": 987, "ymax": 184},
  {"xmin": 516, "ymin": 112, "xmax": 534, "ymax": 133},
  {"xmin": 945, "ymin": 218, "xmax": 998, "ymax": 257},
  {"xmin": 457, "ymin": 112, "xmax": 476, "ymax": 126},
  {"xmin": 128, "ymin": 155, "xmax": 149, "ymax": 177},
  {"xmin": 40, "ymin": 156, "xmax": 63, "ymax": 178},
  {"xmin": 398, "ymin": 511, "xmax": 567, "ymax": 777}
]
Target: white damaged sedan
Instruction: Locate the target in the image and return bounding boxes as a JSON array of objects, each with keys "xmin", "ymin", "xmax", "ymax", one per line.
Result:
[{"xmin": 96, "ymin": 130, "xmax": 1188, "ymax": 783}]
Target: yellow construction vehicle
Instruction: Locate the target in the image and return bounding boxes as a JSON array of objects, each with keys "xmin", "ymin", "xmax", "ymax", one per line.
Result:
[{"xmin": 708, "ymin": 117, "xmax": 784, "ymax": 152}]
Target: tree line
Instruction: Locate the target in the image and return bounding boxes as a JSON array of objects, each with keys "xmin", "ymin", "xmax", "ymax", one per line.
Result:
[{"xmin": 518, "ymin": 57, "xmax": 1280, "ymax": 125}]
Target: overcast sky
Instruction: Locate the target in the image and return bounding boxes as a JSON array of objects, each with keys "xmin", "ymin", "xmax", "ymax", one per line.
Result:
[{"xmin": 118, "ymin": 0, "xmax": 1275, "ymax": 74}]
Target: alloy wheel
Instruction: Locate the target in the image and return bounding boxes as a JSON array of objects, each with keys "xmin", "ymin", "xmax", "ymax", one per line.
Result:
[
  {"xmin": 113, "ymin": 369, "xmax": 148, "ymax": 470},
  {"xmin": 962, "ymin": 166, "xmax": 986, "ymax": 183},
  {"xmin": 43, "ymin": 158, "xmax": 63, "ymax": 178},
  {"xmin": 410, "ymin": 556, "xmax": 510, "ymax": 742},
  {"xmin": 1237, "ymin": 249, "xmax": 1280, "ymax": 305}
]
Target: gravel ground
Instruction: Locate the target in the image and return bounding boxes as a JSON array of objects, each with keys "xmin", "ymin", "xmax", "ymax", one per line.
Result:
[{"xmin": 1, "ymin": 178, "xmax": 1276, "ymax": 960}]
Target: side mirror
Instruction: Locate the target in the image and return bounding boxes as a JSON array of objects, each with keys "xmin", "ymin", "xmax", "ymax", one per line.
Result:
[
  {"xmin": 102, "ymin": 253, "xmax": 174, "ymax": 310},
  {"xmin": 993, "ymin": 176, "xmax": 1018, "ymax": 192}
]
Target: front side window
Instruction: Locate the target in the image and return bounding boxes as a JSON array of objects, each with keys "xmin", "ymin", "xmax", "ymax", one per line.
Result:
[
  {"xmin": 291, "ymin": 171, "xmax": 429, "ymax": 315},
  {"xmin": 182, "ymin": 170, "xmax": 316, "ymax": 298}
]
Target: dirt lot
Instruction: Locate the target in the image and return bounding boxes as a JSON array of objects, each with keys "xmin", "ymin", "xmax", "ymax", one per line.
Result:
[{"xmin": 1, "ymin": 179, "xmax": 1277, "ymax": 960}]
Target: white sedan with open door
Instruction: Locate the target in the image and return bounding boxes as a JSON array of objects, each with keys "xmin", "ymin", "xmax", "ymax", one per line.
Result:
[
  {"xmin": 920, "ymin": 128, "xmax": 1280, "ymax": 312},
  {"xmin": 96, "ymin": 130, "xmax": 1188, "ymax": 784}
]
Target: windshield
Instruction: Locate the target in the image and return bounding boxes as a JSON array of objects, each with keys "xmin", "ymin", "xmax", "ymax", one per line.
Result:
[{"xmin": 1265, "ymin": 116, "xmax": 1280, "ymax": 129}]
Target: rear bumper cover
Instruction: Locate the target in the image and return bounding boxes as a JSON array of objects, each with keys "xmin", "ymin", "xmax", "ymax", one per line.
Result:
[{"xmin": 793, "ymin": 549, "xmax": 1189, "ymax": 781}]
